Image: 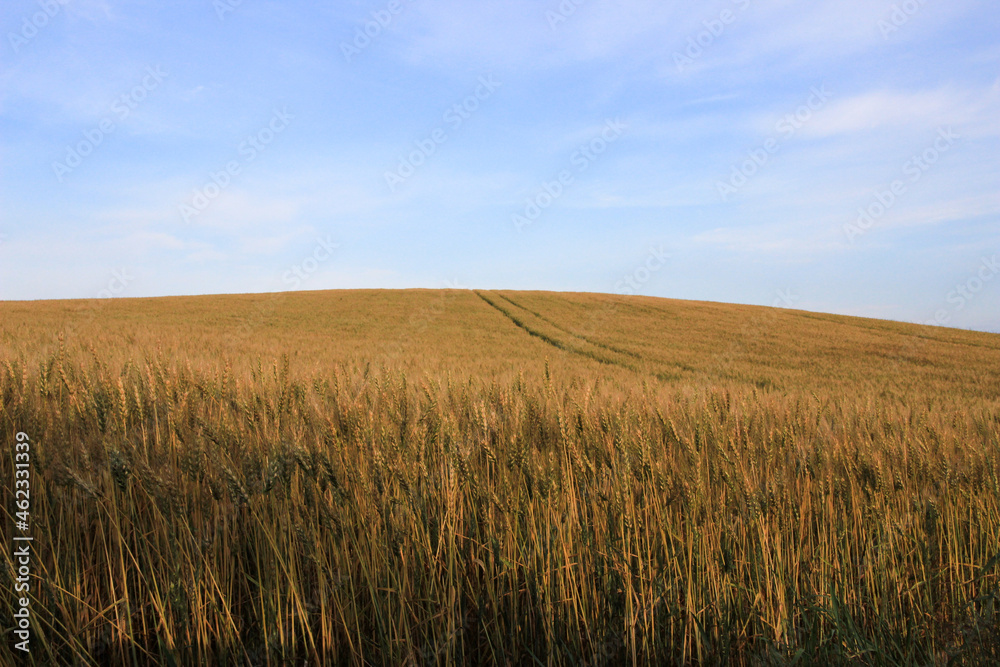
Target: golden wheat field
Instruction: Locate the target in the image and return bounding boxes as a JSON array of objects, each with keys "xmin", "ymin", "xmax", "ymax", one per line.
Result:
[{"xmin": 1, "ymin": 289, "xmax": 998, "ymax": 665}]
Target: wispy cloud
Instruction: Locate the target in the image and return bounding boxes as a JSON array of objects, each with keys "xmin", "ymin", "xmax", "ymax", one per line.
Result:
[
  {"xmin": 1, "ymin": 0, "xmax": 998, "ymax": 331},
  {"xmin": 800, "ymin": 89, "xmax": 973, "ymax": 138}
]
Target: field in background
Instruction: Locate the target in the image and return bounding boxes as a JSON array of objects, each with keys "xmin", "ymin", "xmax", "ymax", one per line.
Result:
[{"xmin": 1, "ymin": 289, "xmax": 998, "ymax": 665}]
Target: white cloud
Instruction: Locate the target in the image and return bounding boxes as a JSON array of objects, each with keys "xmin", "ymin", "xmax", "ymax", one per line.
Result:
[
  {"xmin": 237, "ymin": 229, "xmax": 313, "ymax": 256},
  {"xmin": 400, "ymin": 0, "xmax": 686, "ymax": 69},
  {"xmin": 800, "ymin": 89, "xmax": 970, "ymax": 138},
  {"xmin": 181, "ymin": 189, "xmax": 302, "ymax": 231},
  {"xmin": 691, "ymin": 224, "xmax": 841, "ymax": 254},
  {"xmin": 183, "ymin": 247, "xmax": 229, "ymax": 263},
  {"xmin": 862, "ymin": 192, "xmax": 1000, "ymax": 233},
  {"xmin": 125, "ymin": 231, "xmax": 187, "ymax": 251}
]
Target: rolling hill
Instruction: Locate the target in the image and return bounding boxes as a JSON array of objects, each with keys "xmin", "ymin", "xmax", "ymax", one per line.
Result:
[{"xmin": 3, "ymin": 288, "xmax": 999, "ymax": 394}]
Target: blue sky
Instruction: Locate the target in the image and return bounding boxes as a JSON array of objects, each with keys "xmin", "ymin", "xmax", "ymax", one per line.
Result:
[{"xmin": 1, "ymin": 0, "xmax": 998, "ymax": 332}]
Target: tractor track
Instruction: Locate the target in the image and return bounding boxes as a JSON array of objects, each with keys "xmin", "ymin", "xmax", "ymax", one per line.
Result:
[{"xmin": 474, "ymin": 290, "xmax": 637, "ymax": 371}]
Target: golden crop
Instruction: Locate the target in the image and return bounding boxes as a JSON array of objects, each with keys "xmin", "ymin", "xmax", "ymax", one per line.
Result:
[{"xmin": 1, "ymin": 289, "xmax": 998, "ymax": 665}]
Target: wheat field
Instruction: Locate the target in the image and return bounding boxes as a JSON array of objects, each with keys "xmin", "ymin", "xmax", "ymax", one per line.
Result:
[{"xmin": 1, "ymin": 289, "xmax": 998, "ymax": 665}]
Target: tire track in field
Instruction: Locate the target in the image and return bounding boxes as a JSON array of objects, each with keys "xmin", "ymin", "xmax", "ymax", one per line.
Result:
[
  {"xmin": 493, "ymin": 292, "xmax": 643, "ymax": 360},
  {"xmin": 474, "ymin": 290, "xmax": 636, "ymax": 371}
]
